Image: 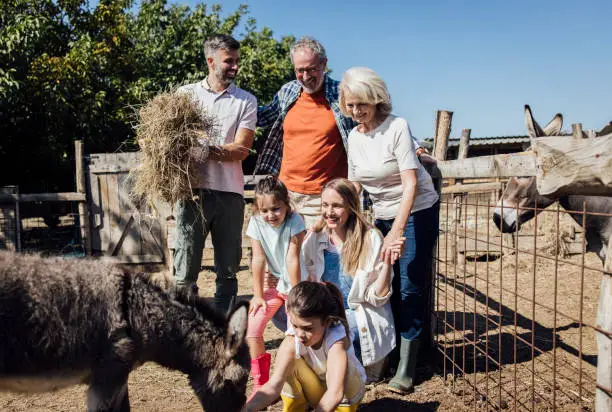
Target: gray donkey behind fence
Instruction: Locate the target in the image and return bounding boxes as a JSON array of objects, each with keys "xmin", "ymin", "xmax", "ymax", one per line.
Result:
[{"xmin": 0, "ymin": 251, "xmax": 250, "ymax": 412}]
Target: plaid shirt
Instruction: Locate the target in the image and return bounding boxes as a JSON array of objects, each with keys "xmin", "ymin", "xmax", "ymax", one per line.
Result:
[{"xmin": 254, "ymin": 74, "xmax": 356, "ymax": 175}]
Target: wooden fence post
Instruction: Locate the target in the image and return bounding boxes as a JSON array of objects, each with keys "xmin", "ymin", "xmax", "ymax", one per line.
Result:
[
  {"xmin": 451, "ymin": 129, "xmax": 470, "ymax": 264},
  {"xmin": 596, "ymin": 245, "xmax": 612, "ymax": 412},
  {"xmin": 75, "ymin": 140, "xmax": 91, "ymax": 255},
  {"xmin": 426, "ymin": 110, "xmax": 453, "ymax": 353},
  {"xmin": 0, "ymin": 185, "xmax": 20, "ymax": 252},
  {"xmin": 457, "ymin": 128, "xmax": 470, "ymax": 161},
  {"xmin": 572, "ymin": 123, "xmax": 584, "ymax": 140},
  {"xmin": 433, "ymin": 110, "xmax": 453, "ymax": 161}
]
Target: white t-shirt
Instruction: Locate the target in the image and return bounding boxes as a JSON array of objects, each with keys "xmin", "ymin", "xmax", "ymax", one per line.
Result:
[
  {"xmin": 246, "ymin": 212, "xmax": 306, "ymax": 294},
  {"xmin": 347, "ymin": 115, "xmax": 439, "ymax": 219},
  {"xmin": 287, "ymin": 323, "xmax": 366, "ymax": 404},
  {"xmin": 178, "ymin": 79, "xmax": 257, "ymax": 195}
]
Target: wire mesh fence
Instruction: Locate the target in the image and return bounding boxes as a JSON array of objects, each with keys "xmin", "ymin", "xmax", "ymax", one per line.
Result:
[
  {"xmin": 432, "ymin": 183, "xmax": 609, "ymax": 411},
  {"xmin": 0, "ymin": 195, "xmax": 84, "ymax": 257}
]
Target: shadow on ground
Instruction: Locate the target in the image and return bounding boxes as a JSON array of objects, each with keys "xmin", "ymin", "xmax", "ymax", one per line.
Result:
[{"xmin": 359, "ymin": 399, "xmax": 440, "ymax": 411}]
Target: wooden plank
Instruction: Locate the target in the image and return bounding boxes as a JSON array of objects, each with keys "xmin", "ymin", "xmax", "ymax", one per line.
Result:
[
  {"xmin": 98, "ymin": 169, "xmax": 112, "ymax": 253},
  {"xmin": 139, "ymin": 217, "xmax": 165, "ymax": 259},
  {"xmin": 108, "ymin": 215, "xmax": 134, "ymax": 256},
  {"xmin": 89, "ymin": 173, "xmax": 101, "ymax": 230},
  {"xmin": 121, "ymin": 170, "xmax": 165, "ymax": 260},
  {"xmin": 434, "ymin": 134, "xmax": 612, "ymax": 195},
  {"xmin": 0, "ymin": 193, "xmax": 86, "ymax": 203},
  {"xmin": 89, "ymin": 175, "xmax": 103, "ymax": 251},
  {"xmin": 105, "ymin": 173, "xmax": 123, "ymax": 256},
  {"xmin": 435, "ymin": 151, "xmax": 537, "ymax": 179},
  {"xmin": 442, "ymin": 182, "xmax": 504, "ymax": 194},
  {"xmin": 88, "ymin": 152, "xmax": 140, "ymax": 173},
  {"xmin": 533, "ymin": 134, "xmax": 612, "ymax": 197},
  {"xmin": 117, "ymin": 173, "xmax": 143, "ymax": 257},
  {"xmin": 136, "ymin": 198, "xmax": 167, "ymax": 260}
]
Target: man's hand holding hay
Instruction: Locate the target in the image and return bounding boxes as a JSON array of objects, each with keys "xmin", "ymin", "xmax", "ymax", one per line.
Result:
[{"xmin": 132, "ymin": 90, "xmax": 218, "ymax": 207}]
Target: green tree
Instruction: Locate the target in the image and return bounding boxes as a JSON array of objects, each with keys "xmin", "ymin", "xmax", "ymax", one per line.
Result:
[{"xmin": 0, "ymin": 0, "xmax": 294, "ymax": 192}]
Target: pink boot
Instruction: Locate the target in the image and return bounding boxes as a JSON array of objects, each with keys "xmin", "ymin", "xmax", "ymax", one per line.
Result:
[{"xmin": 248, "ymin": 352, "xmax": 271, "ymax": 402}]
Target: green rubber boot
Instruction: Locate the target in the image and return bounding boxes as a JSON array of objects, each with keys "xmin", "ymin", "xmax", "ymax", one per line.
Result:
[{"xmin": 388, "ymin": 338, "xmax": 419, "ymax": 394}]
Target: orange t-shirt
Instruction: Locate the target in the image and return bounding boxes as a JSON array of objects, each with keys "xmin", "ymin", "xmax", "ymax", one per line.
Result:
[{"xmin": 279, "ymin": 90, "xmax": 348, "ymax": 194}]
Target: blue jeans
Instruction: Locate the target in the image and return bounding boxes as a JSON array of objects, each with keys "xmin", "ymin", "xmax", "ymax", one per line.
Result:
[{"xmin": 375, "ymin": 202, "xmax": 439, "ymax": 341}]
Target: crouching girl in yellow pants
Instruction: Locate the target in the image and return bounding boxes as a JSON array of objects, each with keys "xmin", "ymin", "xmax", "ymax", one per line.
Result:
[{"xmin": 242, "ymin": 281, "xmax": 365, "ymax": 412}]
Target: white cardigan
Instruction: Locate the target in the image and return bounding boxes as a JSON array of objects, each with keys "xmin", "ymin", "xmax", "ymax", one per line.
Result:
[{"xmin": 300, "ymin": 228, "xmax": 396, "ymax": 366}]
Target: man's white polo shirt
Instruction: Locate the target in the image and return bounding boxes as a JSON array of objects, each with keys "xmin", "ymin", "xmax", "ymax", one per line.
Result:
[{"xmin": 178, "ymin": 79, "xmax": 257, "ymax": 195}]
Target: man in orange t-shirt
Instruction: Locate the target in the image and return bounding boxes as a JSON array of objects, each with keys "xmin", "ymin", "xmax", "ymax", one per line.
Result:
[{"xmin": 255, "ymin": 36, "xmax": 355, "ymax": 228}]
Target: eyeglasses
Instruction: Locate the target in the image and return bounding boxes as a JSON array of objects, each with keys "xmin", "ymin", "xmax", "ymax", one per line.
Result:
[{"xmin": 294, "ymin": 64, "xmax": 321, "ymax": 76}]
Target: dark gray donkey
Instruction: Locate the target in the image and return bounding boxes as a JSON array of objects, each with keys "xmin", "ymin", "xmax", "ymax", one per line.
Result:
[{"xmin": 0, "ymin": 251, "xmax": 250, "ymax": 412}]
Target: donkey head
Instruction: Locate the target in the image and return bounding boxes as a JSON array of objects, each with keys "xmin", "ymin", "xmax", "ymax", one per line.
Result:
[
  {"xmin": 493, "ymin": 105, "xmax": 563, "ymax": 233},
  {"xmin": 188, "ymin": 300, "xmax": 250, "ymax": 412}
]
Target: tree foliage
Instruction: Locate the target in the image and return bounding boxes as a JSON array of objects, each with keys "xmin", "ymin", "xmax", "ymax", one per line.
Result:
[{"xmin": 0, "ymin": 0, "xmax": 294, "ymax": 192}]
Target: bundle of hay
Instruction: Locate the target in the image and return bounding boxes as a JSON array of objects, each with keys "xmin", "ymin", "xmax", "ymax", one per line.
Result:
[{"xmin": 131, "ymin": 90, "xmax": 217, "ymax": 207}]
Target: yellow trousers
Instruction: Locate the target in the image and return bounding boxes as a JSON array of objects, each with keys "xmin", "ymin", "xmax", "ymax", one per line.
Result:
[{"xmin": 281, "ymin": 358, "xmax": 362, "ymax": 412}]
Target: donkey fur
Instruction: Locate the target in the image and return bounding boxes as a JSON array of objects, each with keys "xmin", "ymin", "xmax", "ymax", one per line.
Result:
[{"xmin": 0, "ymin": 251, "xmax": 249, "ymax": 411}]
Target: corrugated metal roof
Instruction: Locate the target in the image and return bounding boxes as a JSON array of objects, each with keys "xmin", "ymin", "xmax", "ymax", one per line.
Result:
[{"xmin": 421, "ymin": 135, "xmax": 529, "ymax": 147}]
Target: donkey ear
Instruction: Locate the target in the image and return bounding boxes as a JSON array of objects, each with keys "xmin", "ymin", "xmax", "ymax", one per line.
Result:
[
  {"xmin": 542, "ymin": 113, "xmax": 563, "ymax": 136},
  {"xmin": 597, "ymin": 122, "xmax": 612, "ymax": 137},
  {"xmin": 524, "ymin": 105, "xmax": 545, "ymax": 138},
  {"xmin": 225, "ymin": 301, "xmax": 248, "ymax": 358}
]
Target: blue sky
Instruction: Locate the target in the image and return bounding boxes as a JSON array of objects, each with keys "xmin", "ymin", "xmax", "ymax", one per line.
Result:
[{"xmin": 179, "ymin": 0, "xmax": 611, "ymax": 139}]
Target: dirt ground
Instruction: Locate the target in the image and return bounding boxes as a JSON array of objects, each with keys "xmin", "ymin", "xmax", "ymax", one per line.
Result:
[
  {"xmin": 0, "ymin": 198, "xmax": 604, "ymax": 411},
  {"xmin": 0, "ymin": 264, "xmax": 467, "ymax": 412}
]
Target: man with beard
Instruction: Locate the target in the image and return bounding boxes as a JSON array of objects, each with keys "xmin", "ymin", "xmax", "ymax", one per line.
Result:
[
  {"xmin": 255, "ymin": 36, "xmax": 353, "ymax": 229},
  {"xmin": 173, "ymin": 35, "xmax": 257, "ymax": 313}
]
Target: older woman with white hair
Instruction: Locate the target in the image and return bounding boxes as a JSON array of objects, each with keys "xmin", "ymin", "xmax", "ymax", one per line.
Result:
[{"xmin": 339, "ymin": 67, "xmax": 440, "ymax": 394}]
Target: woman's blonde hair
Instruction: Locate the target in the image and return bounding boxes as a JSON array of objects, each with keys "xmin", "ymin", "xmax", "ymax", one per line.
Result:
[
  {"xmin": 314, "ymin": 178, "xmax": 374, "ymax": 275},
  {"xmin": 339, "ymin": 67, "xmax": 392, "ymax": 120}
]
